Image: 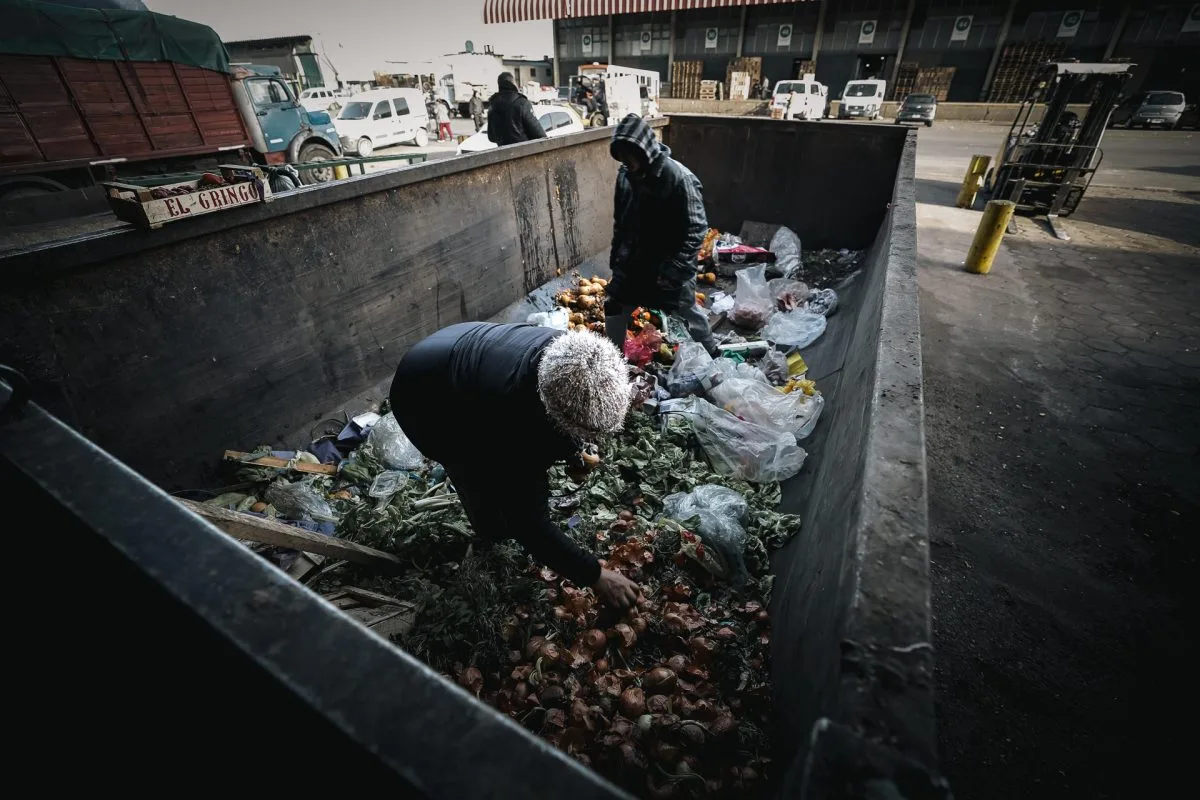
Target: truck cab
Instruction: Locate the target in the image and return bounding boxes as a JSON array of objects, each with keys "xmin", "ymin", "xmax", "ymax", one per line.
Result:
[
  {"xmin": 839, "ymin": 79, "xmax": 887, "ymax": 120},
  {"xmin": 232, "ymin": 66, "xmax": 343, "ymax": 184}
]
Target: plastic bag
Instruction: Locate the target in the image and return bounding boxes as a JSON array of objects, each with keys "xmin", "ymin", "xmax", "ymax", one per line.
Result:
[
  {"xmin": 708, "ymin": 377, "xmax": 825, "ymax": 439},
  {"xmin": 805, "ymin": 288, "xmax": 838, "ymax": 317},
  {"xmin": 527, "ymin": 308, "xmax": 569, "ymax": 330},
  {"xmin": 761, "ymin": 310, "xmax": 827, "ymax": 348},
  {"xmin": 623, "ymin": 324, "xmax": 664, "ymax": 367},
  {"xmin": 760, "ymin": 349, "xmax": 790, "ymax": 385},
  {"xmin": 369, "ymin": 470, "xmax": 409, "ymax": 499},
  {"xmin": 769, "ymin": 278, "xmax": 810, "ymax": 311},
  {"xmin": 265, "ymin": 479, "xmax": 336, "ymax": 522},
  {"xmin": 367, "ymin": 412, "xmax": 424, "ymax": 470},
  {"xmin": 730, "ymin": 266, "xmax": 774, "ymax": 330},
  {"xmin": 708, "ymin": 356, "xmax": 768, "ymax": 385},
  {"xmin": 769, "ymin": 226, "xmax": 802, "ymax": 279},
  {"xmin": 668, "ymin": 397, "xmax": 807, "ymax": 483},
  {"xmin": 665, "ymin": 341, "xmax": 713, "ymax": 396},
  {"xmin": 663, "ymin": 485, "xmax": 750, "ymax": 586}
]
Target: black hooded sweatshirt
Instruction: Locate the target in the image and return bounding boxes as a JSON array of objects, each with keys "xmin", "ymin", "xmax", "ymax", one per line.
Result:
[
  {"xmin": 389, "ymin": 322, "xmax": 600, "ymax": 587},
  {"xmin": 487, "ymin": 76, "xmax": 549, "ymax": 146},
  {"xmin": 607, "ymin": 114, "xmax": 708, "ymax": 311}
]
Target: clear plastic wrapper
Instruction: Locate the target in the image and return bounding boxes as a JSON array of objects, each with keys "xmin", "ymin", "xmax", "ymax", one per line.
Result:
[
  {"xmin": 761, "ymin": 310, "xmax": 827, "ymax": 348},
  {"xmin": 708, "ymin": 377, "xmax": 825, "ymax": 439},
  {"xmin": 666, "ymin": 396, "xmax": 807, "ymax": 483},
  {"xmin": 526, "ymin": 308, "xmax": 570, "ymax": 330},
  {"xmin": 708, "ymin": 356, "xmax": 768, "ymax": 385},
  {"xmin": 769, "ymin": 279, "xmax": 810, "ymax": 311},
  {"xmin": 665, "ymin": 341, "xmax": 713, "ymax": 396},
  {"xmin": 264, "ymin": 479, "xmax": 337, "ymax": 522},
  {"xmin": 369, "ymin": 470, "xmax": 409, "ymax": 499},
  {"xmin": 768, "ymin": 226, "xmax": 802, "ymax": 279},
  {"xmin": 730, "ymin": 266, "xmax": 774, "ymax": 330},
  {"xmin": 367, "ymin": 412, "xmax": 425, "ymax": 470},
  {"xmin": 663, "ymin": 485, "xmax": 750, "ymax": 586},
  {"xmin": 805, "ymin": 288, "xmax": 839, "ymax": 317},
  {"xmin": 759, "ymin": 349, "xmax": 790, "ymax": 385}
]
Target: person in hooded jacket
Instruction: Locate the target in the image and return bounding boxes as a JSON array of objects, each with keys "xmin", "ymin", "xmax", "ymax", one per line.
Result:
[
  {"xmin": 487, "ymin": 72, "xmax": 548, "ymax": 147},
  {"xmin": 389, "ymin": 323, "xmax": 642, "ymax": 611},
  {"xmin": 605, "ymin": 114, "xmax": 717, "ymax": 354}
]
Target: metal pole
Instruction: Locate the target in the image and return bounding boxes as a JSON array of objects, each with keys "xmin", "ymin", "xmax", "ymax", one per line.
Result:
[
  {"xmin": 552, "ymin": 20, "xmax": 561, "ymax": 87},
  {"xmin": 980, "ymin": 0, "xmax": 1018, "ymax": 101},
  {"xmin": 965, "ymin": 200, "xmax": 1017, "ymax": 274},
  {"xmin": 1103, "ymin": 4, "xmax": 1131, "ymax": 62},
  {"xmin": 811, "ymin": 0, "xmax": 827, "ymax": 72},
  {"xmin": 888, "ymin": 0, "xmax": 917, "ymax": 99},
  {"xmin": 736, "ymin": 6, "xmax": 747, "ymax": 58},
  {"xmin": 956, "ymin": 154, "xmax": 992, "ymax": 209},
  {"xmin": 668, "ymin": 9, "xmax": 676, "ymax": 91}
]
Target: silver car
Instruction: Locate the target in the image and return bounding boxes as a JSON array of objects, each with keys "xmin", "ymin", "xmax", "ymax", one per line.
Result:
[{"xmin": 1110, "ymin": 91, "xmax": 1186, "ymax": 129}]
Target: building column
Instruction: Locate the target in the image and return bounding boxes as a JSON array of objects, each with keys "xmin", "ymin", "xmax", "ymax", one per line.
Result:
[
  {"xmin": 552, "ymin": 21, "xmax": 561, "ymax": 87},
  {"xmin": 608, "ymin": 15, "xmax": 615, "ymax": 64},
  {"xmin": 1103, "ymin": 4, "xmax": 1131, "ymax": 62},
  {"xmin": 668, "ymin": 10, "xmax": 676, "ymax": 79},
  {"xmin": 736, "ymin": 6, "xmax": 747, "ymax": 58},
  {"xmin": 811, "ymin": 0, "xmax": 828, "ymax": 71},
  {"xmin": 980, "ymin": 0, "xmax": 1018, "ymax": 101},
  {"xmin": 888, "ymin": 0, "xmax": 916, "ymax": 97}
]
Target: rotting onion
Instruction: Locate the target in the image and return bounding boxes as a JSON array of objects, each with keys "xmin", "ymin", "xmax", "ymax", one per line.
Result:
[{"xmin": 619, "ymin": 686, "xmax": 646, "ymax": 717}]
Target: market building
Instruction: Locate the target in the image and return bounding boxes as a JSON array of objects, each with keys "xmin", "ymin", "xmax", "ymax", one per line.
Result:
[{"xmin": 483, "ymin": 1, "xmax": 1200, "ymax": 102}]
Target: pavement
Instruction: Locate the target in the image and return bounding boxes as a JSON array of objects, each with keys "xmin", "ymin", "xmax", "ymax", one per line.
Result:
[{"xmin": 913, "ymin": 124, "xmax": 1199, "ymax": 798}]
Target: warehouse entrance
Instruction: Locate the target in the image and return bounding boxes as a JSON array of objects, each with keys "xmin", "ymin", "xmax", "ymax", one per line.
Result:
[{"xmin": 857, "ymin": 54, "xmax": 887, "ymax": 80}]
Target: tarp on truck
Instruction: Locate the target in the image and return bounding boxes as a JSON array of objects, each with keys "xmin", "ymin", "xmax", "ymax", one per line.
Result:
[{"xmin": 0, "ymin": 0, "xmax": 232, "ymax": 73}]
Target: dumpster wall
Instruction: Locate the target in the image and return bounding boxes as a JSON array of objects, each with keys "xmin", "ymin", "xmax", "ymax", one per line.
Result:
[
  {"xmin": 665, "ymin": 117, "xmax": 933, "ymax": 790},
  {"xmin": 0, "ymin": 130, "xmax": 621, "ymax": 487}
]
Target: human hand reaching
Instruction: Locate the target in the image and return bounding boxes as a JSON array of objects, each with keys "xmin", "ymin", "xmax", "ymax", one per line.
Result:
[{"xmin": 592, "ymin": 568, "xmax": 641, "ymax": 612}]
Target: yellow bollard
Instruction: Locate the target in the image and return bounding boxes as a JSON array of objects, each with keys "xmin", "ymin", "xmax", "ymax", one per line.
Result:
[
  {"xmin": 965, "ymin": 200, "xmax": 1016, "ymax": 274},
  {"xmin": 334, "ymin": 164, "xmax": 350, "ymax": 180},
  {"xmin": 955, "ymin": 154, "xmax": 991, "ymax": 208}
]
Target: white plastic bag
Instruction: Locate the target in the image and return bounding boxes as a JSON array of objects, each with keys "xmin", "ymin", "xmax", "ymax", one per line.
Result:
[
  {"xmin": 708, "ymin": 377, "xmax": 825, "ymax": 439},
  {"xmin": 769, "ymin": 278, "xmax": 810, "ymax": 311},
  {"xmin": 769, "ymin": 226, "xmax": 802, "ymax": 279},
  {"xmin": 526, "ymin": 308, "xmax": 569, "ymax": 330},
  {"xmin": 669, "ymin": 397, "xmax": 807, "ymax": 483},
  {"xmin": 367, "ymin": 412, "xmax": 424, "ymax": 470},
  {"xmin": 708, "ymin": 356, "xmax": 769, "ymax": 385},
  {"xmin": 760, "ymin": 349, "xmax": 790, "ymax": 385},
  {"xmin": 805, "ymin": 288, "xmax": 839, "ymax": 317},
  {"xmin": 665, "ymin": 341, "xmax": 713, "ymax": 396},
  {"xmin": 265, "ymin": 479, "xmax": 337, "ymax": 522},
  {"xmin": 761, "ymin": 310, "xmax": 827, "ymax": 348},
  {"xmin": 730, "ymin": 266, "xmax": 774, "ymax": 330},
  {"xmin": 663, "ymin": 485, "xmax": 750, "ymax": 586}
]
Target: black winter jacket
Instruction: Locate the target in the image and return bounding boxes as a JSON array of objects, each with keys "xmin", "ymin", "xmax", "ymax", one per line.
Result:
[
  {"xmin": 389, "ymin": 322, "xmax": 600, "ymax": 587},
  {"xmin": 608, "ymin": 114, "xmax": 708, "ymax": 311},
  {"xmin": 487, "ymin": 77, "xmax": 548, "ymax": 146}
]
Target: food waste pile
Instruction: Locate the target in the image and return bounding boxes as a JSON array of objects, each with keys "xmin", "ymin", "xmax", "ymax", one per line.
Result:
[{"xmin": 207, "ymin": 225, "xmax": 863, "ymax": 798}]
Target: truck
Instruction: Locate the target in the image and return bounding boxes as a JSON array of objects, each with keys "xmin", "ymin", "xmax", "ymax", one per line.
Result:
[
  {"xmin": 0, "ymin": 0, "xmax": 343, "ymax": 201},
  {"xmin": 0, "ymin": 117, "xmax": 935, "ymax": 797},
  {"xmin": 444, "ymin": 51, "xmax": 505, "ymax": 117}
]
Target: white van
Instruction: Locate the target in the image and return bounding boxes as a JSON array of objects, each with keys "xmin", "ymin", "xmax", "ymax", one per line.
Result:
[
  {"xmin": 335, "ymin": 89, "xmax": 429, "ymax": 156},
  {"xmin": 839, "ymin": 79, "xmax": 887, "ymax": 120},
  {"xmin": 772, "ymin": 78, "xmax": 828, "ymax": 120},
  {"xmin": 298, "ymin": 87, "xmax": 345, "ymax": 114}
]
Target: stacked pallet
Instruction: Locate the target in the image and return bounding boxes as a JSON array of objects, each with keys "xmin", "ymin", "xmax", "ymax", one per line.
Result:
[
  {"xmin": 793, "ymin": 60, "xmax": 816, "ymax": 79},
  {"xmin": 987, "ymin": 41, "xmax": 1066, "ymax": 103},
  {"xmin": 893, "ymin": 63, "xmax": 956, "ymax": 101},
  {"xmin": 671, "ymin": 60, "xmax": 703, "ymax": 99},
  {"xmin": 699, "ymin": 80, "xmax": 721, "ymax": 101},
  {"xmin": 725, "ymin": 56, "xmax": 762, "ymax": 96}
]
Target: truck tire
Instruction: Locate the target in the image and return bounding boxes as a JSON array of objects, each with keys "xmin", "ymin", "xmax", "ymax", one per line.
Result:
[
  {"xmin": 297, "ymin": 142, "xmax": 337, "ymax": 185},
  {"xmin": 413, "ymin": 128, "xmax": 429, "ymax": 147},
  {"xmin": 357, "ymin": 137, "xmax": 374, "ymax": 158},
  {"xmin": 0, "ymin": 176, "xmax": 69, "ymax": 202}
]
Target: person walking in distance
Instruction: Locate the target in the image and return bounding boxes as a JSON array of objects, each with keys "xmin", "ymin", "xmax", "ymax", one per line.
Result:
[
  {"xmin": 469, "ymin": 90, "xmax": 485, "ymax": 132},
  {"xmin": 604, "ymin": 115, "xmax": 717, "ymax": 355},
  {"xmin": 487, "ymin": 72, "xmax": 548, "ymax": 147},
  {"xmin": 435, "ymin": 101, "xmax": 452, "ymax": 142}
]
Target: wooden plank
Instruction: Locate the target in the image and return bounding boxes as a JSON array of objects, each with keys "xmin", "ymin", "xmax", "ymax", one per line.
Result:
[
  {"xmin": 179, "ymin": 498, "xmax": 401, "ymax": 569},
  {"xmin": 223, "ymin": 450, "xmax": 338, "ymax": 476}
]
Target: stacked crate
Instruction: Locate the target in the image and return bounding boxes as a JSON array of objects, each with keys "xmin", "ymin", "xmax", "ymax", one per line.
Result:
[
  {"xmin": 671, "ymin": 61, "xmax": 703, "ymax": 99},
  {"xmin": 893, "ymin": 63, "xmax": 956, "ymax": 101},
  {"xmin": 724, "ymin": 56, "xmax": 762, "ymax": 97},
  {"xmin": 793, "ymin": 60, "xmax": 816, "ymax": 79},
  {"xmin": 987, "ymin": 41, "xmax": 1066, "ymax": 103},
  {"xmin": 892, "ymin": 62, "xmax": 919, "ymax": 100},
  {"xmin": 699, "ymin": 80, "xmax": 720, "ymax": 101}
]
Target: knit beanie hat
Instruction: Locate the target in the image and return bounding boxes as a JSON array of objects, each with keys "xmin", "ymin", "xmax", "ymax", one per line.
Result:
[{"xmin": 537, "ymin": 331, "xmax": 631, "ymax": 442}]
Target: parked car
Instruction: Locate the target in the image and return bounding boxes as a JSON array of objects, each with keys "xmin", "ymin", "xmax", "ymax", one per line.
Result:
[
  {"xmin": 1109, "ymin": 91, "xmax": 1186, "ymax": 129},
  {"xmin": 335, "ymin": 88, "xmax": 430, "ymax": 157},
  {"xmin": 456, "ymin": 103, "xmax": 584, "ymax": 155},
  {"xmin": 838, "ymin": 79, "xmax": 887, "ymax": 120},
  {"xmin": 771, "ymin": 78, "xmax": 828, "ymax": 120},
  {"xmin": 1178, "ymin": 103, "xmax": 1200, "ymax": 130},
  {"xmin": 299, "ymin": 87, "xmax": 345, "ymax": 114},
  {"xmin": 895, "ymin": 93, "xmax": 937, "ymax": 127}
]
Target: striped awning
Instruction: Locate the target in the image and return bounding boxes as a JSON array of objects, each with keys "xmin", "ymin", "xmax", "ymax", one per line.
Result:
[{"xmin": 484, "ymin": 0, "xmax": 805, "ymax": 24}]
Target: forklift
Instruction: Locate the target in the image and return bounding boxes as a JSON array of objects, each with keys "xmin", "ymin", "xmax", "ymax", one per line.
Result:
[{"xmin": 984, "ymin": 62, "xmax": 1133, "ymax": 240}]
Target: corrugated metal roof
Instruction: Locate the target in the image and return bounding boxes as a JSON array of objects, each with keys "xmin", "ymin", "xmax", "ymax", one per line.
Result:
[{"xmin": 484, "ymin": 0, "xmax": 809, "ymax": 25}]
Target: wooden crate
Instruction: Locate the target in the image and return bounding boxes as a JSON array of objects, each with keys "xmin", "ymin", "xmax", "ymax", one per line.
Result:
[
  {"xmin": 671, "ymin": 60, "xmax": 703, "ymax": 99},
  {"xmin": 725, "ymin": 56, "xmax": 762, "ymax": 97},
  {"xmin": 987, "ymin": 42, "xmax": 1065, "ymax": 103},
  {"xmin": 699, "ymin": 80, "xmax": 720, "ymax": 101},
  {"xmin": 793, "ymin": 60, "xmax": 816, "ymax": 80},
  {"xmin": 104, "ymin": 164, "xmax": 272, "ymax": 230}
]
